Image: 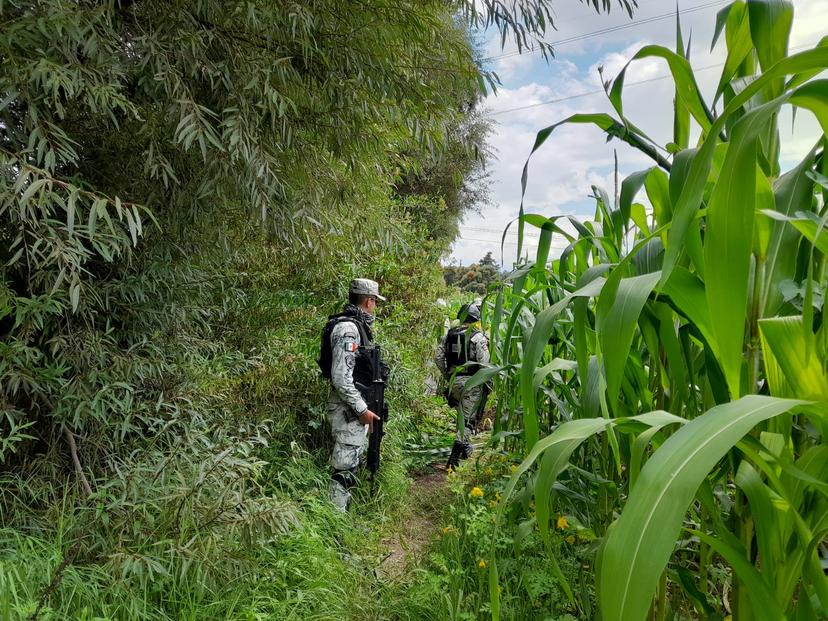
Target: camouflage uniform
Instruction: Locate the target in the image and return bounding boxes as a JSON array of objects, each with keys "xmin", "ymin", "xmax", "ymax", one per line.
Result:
[
  {"xmin": 328, "ymin": 317, "xmax": 370, "ymax": 511},
  {"xmin": 436, "ymin": 324, "xmax": 490, "ymax": 464},
  {"xmin": 326, "ymin": 278, "xmax": 386, "ymax": 512}
]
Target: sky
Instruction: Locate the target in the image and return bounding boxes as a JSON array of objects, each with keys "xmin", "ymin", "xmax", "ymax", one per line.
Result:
[{"xmin": 448, "ymin": 0, "xmax": 828, "ymax": 265}]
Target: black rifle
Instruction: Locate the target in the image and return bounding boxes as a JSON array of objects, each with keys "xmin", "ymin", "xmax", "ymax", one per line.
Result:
[{"xmin": 359, "ymin": 345, "xmax": 388, "ymax": 493}]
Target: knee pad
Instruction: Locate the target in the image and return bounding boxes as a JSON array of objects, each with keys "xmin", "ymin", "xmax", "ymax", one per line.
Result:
[{"xmin": 332, "ymin": 468, "xmax": 359, "ymax": 490}]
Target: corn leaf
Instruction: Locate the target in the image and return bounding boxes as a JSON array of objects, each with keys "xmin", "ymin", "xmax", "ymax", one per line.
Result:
[
  {"xmin": 464, "ymin": 364, "xmax": 515, "ymax": 392},
  {"xmin": 596, "ymin": 271, "xmax": 661, "ymax": 411},
  {"xmin": 628, "ymin": 410, "xmax": 685, "ymax": 490},
  {"xmin": 609, "ymin": 45, "xmax": 713, "ymax": 134},
  {"xmin": 735, "ymin": 460, "xmax": 787, "ymax": 580},
  {"xmin": 491, "ymin": 416, "xmax": 610, "ymax": 621},
  {"xmin": 533, "ymin": 358, "xmax": 576, "ymax": 390},
  {"xmin": 703, "ymin": 99, "xmax": 766, "ymax": 397},
  {"xmin": 763, "ymin": 210, "xmax": 828, "ymax": 255},
  {"xmin": 759, "ymin": 316, "xmax": 828, "ymax": 399},
  {"xmin": 764, "ymin": 149, "xmax": 817, "ymax": 315},
  {"xmin": 491, "ymin": 411, "xmax": 684, "ymax": 621},
  {"xmin": 619, "ymin": 169, "xmax": 652, "ymax": 230},
  {"xmin": 599, "ymin": 395, "xmax": 804, "ymax": 621},
  {"xmin": 690, "ymin": 529, "xmax": 786, "ymax": 621},
  {"xmin": 520, "ymin": 277, "xmax": 606, "ymax": 449},
  {"xmin": 668, "ymin": 148, "xmax": 705, "ymax": 275},
  {"xmin": 661, "ymin": 47, "xmax": 828, "ymax": 289},
  {"xmin": 701, "ymin": 78, "xmax": 828, "ymax": 396},
  {"xmin": 748, "ymin": 0, "xmax": 793, "ymax": 79},
  {"xmin": 713, "ymin": 1, "xmax": 753, "ymax": 105},
  {"xmin": 659, "ymin": 266, "xmax": 715, "ymax": 351}
]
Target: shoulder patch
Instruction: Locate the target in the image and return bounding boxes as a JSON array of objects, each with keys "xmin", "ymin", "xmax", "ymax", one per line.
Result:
[{"xmin": 343, "ymin": 342, "xmax": 358, "ymax": 352}]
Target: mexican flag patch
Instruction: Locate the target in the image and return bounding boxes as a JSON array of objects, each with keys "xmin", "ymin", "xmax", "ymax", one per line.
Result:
[{"xmin": 343, "ymin": 342, "xmax": 358, "ymax": 352}]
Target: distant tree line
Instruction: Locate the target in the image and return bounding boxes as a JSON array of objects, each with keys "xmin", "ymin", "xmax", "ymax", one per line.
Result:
[{"xmin": 443, "ymin": 251, "xmax": 501, "ymax": 294}]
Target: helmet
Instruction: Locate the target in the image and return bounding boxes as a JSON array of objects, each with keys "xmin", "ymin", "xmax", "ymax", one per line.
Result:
[{"xmin": 457, "ymin": 302, "xmax": 481, "ymax": 323}]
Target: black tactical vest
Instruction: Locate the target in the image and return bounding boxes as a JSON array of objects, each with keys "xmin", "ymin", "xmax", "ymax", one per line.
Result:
[
  {"xmin": 445, "ymin": 326, "xmax": 482, "ymax": 375},
  {"xmin": 318, "ymin": 311, "xmax": 377, "ymax": 386}
]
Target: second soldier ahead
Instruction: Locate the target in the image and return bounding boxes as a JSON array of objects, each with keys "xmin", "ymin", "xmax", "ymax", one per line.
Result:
[{"xmin": 436, "ymin": 302, "xmax": 490, "ymax": 469}]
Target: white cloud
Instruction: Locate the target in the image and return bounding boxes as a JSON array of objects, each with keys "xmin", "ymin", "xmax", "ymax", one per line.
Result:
[
  {"xmin": 494, "ymin": 51, "xmax": 537, "ymax": 81},
  {"xmin": 450, "ymin": 0, "xmax": 827, "ymax": 265},
  {"xmin": 790, "ymin": 1, "xmax": 828, "ymax": 49},
  {"xmin": 586, "ymin": 40, "xmax": 661, "ymax": 86}
]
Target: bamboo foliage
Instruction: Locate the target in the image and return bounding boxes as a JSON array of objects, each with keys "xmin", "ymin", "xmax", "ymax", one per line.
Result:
[{"xmin": 482, "ymin": 2, "xmax": 828, "ymax": 619}]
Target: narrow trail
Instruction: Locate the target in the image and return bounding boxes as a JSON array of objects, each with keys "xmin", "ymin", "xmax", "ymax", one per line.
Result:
[{"xmin": 378, "ymin": 466, "xmax": 450, "ymax": 578}]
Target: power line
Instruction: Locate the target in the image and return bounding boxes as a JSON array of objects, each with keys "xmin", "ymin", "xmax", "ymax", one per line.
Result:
[
  {"xmin": 484, "ymin": 61, "xmax": 720, "ymax": 117},
  {"xmin": 459, "ymin": 236, "xmax": 527, "ymax": 245},
  {"xmin": 484, "ymin": 40, "xmax": 819, "ymax": 118},
  {"xmin": 461, "ymin": 226, "xmax": 521, "ymax": 234},
  {"xmin": 483, "ymin": 0, "xmax": 727, "ymax": 62}
]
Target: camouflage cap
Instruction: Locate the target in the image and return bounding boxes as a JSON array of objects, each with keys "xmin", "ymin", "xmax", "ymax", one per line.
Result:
[
  {"xmin": 458, "ymin": 302, "xmax": 481, "ymax": 323},
  {"xmin": 349, "ymin": 278, "xmax": 386, "ymax": 301}
]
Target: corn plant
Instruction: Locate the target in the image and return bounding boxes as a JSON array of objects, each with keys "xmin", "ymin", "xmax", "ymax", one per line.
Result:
[{"xmin": 478, "ymin": 2, "xmax": 828, "ymax": 619}]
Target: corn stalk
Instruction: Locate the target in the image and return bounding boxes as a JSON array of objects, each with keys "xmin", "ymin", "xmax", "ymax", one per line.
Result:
[{"xmin": 477, "ymin": 2, "xmax": 828, "ymax": 620}]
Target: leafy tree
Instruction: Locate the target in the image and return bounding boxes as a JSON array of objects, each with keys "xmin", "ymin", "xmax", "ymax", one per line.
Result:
[
  {"xmin": 0, "ymin": 0, "xmax": 481, "ymax": 457},
  {"xmin": 444, "ymin": 251, "xmax": 501, "ymax": 293},
  {"xmin": 394, "ymin": 106, "xmax": 493, "ymax": 249}
]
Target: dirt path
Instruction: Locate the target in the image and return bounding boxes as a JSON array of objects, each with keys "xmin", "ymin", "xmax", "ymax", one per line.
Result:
[{"xmin": 378, "ymin": 466, "xmax": 450, "ymax": 578}]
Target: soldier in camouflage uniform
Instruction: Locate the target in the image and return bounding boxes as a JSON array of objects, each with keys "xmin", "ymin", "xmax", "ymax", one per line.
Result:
[
  {"xmin": 436, "ymin": 302, "xmax": 490, "ymax": 469},
  {"xmin": 325, "ymin": 278, "xmax": 386, "ymax": 511}
]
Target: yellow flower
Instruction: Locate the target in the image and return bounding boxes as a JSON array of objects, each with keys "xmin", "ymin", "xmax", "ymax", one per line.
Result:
[
  {"xmin": 478, "ymin": 559, "xmax": 487, "ymax": 569},
  {"xmin": 442, "ymin": 526, "xmax": 451, "ymax": 534},
  {"xmin": 556, "ymin": 515, "xmax": 569, "ymax": 530},
  {"xmin": 499, "ymin": 455, "xmax": 507, "ymax": 463},
  {"xmin": 566, "ymin": 535, "xmax": 575, "ymax": 545},
  {"xmin": 510, "ymin": 464, "xmax": 517, "ymax": 473},
  {"xmin": 484, "ymin": 467, "xmax": 494, "ymax": 477},
  {"xmin": 495, "ymin": 491, "xmax": 502, "ymax": 502},
  {"xmin": 470, "ymin": 486, "xmax": 484, "ymax": 498}
]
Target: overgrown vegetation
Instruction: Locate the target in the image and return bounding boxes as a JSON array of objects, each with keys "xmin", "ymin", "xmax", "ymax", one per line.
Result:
[
  {"xmin": 0, "ymin": 0, "xmax": 641, "ymax": 619},
  {"xmin": 0, "ymin": 0, "xmax": 482, "ymax": 617}
]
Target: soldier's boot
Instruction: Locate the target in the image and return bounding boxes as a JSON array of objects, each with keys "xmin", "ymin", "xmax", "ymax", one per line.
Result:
[
  {"xmin": 329, "ymin": 469, "xmax": 358, "ymax": 512},
  {"xmin": 460, "ymin": 428, "xmax": 474, "ymax": 459},
  {"xmin": 446, "ymin": 440, "xmax": 465, "ymax": 470}
]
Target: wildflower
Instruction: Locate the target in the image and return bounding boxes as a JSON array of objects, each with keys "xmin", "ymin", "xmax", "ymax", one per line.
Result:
[
  {"xmin": 469, "ymin": 486, "xmax": 484, "ymax": 498},
  {"xmin": 442, "ymin": 526, "xmax": 451, "ymax": 534},
  {"xmin": 510, "ymin": 464, "xmax": 517, "ymax": 473},
  {"xmin": 484, "ymin": 467, "xmax": 494, "ymax": 477},
  {"xmin": 478, "ymin": 559, "xmax": 487, "ymax": 569},
  {"xmin": 556, "ymin": 515, "xmax": 569, "ymax": 530},
  {"xmin": 566, "ymin": 535, "xmax": 575, "ymax": 545}
]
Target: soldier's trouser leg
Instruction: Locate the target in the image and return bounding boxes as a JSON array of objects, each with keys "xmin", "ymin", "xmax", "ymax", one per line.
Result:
[
  {"xmin": 447, "ymin": 378, "xmax": 482, "ymax": 468},
  {"xmin": 328, "ymin": 404, "xmax": 367, "ymax": 512}
]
